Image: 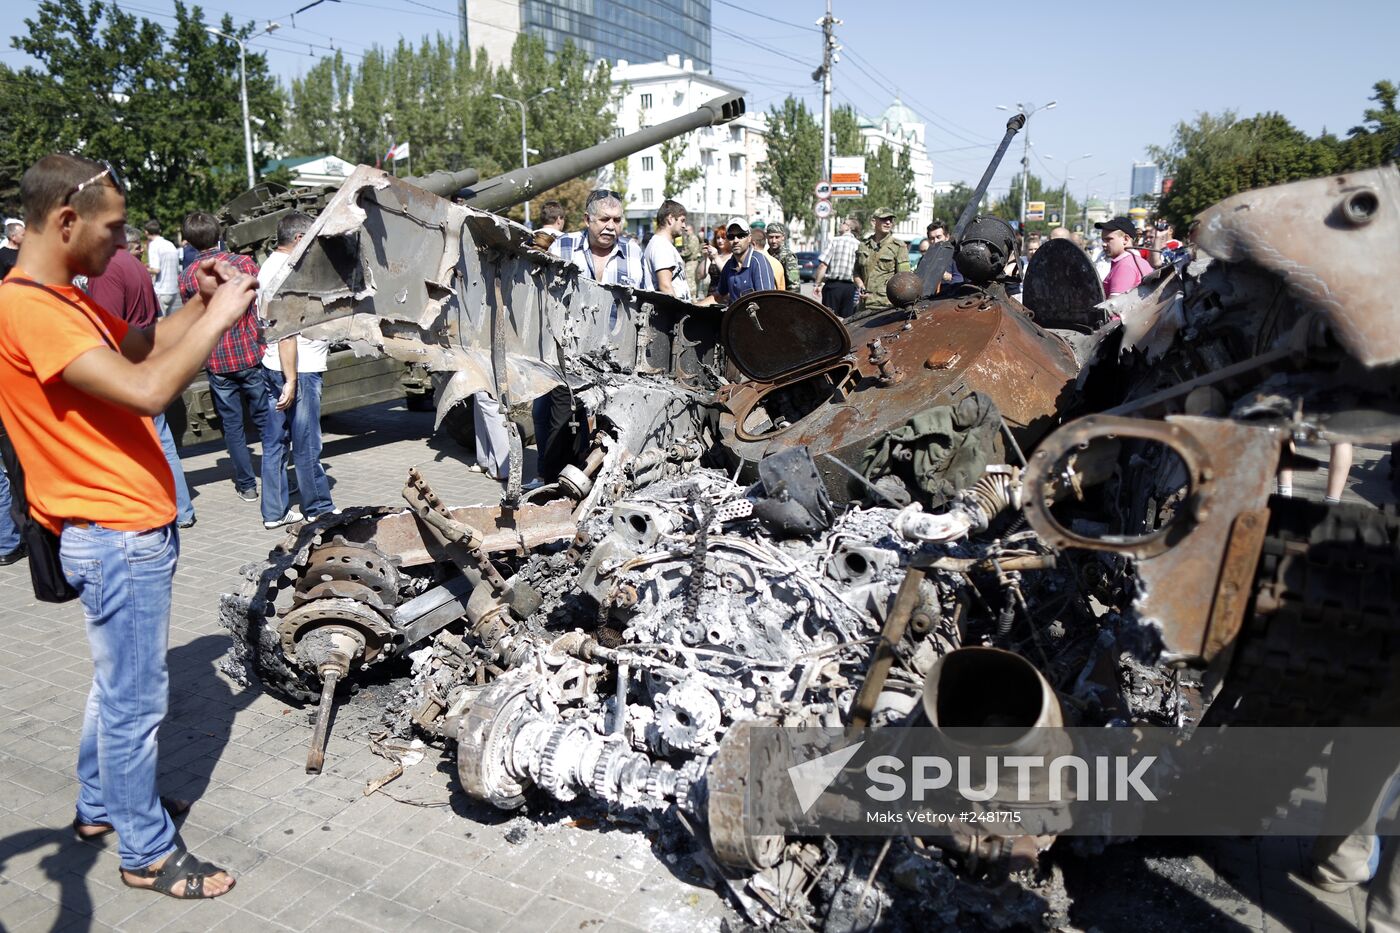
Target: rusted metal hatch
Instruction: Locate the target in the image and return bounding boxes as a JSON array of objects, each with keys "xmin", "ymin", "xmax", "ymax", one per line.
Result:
[{"xmin": 720, "ymin": 290, "xmax": 851, "ymax": 383}]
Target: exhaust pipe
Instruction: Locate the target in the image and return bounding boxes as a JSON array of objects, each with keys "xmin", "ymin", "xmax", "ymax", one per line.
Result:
[
  {"xmin": 922, "ymin": 646, "xmax": 1063, "ymax": 734},
  {"xmin": 918, "ymin": 647, "xmax": 1069, "ymax": 868}
]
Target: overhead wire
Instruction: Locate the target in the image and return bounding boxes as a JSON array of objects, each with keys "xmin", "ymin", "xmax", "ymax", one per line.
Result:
[{"xmin": 709, "ymin": 0, "xmax": 820, "ymax": 33}]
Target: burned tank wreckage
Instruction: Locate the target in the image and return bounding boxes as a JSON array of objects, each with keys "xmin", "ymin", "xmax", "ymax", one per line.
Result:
[
  {"xmin": 171, "ymin": 98, "xmax": 743, "ymax": 447},
  {"xmin": 220, "ymin": 102, "xmax": 1400, "ymax": 928}
]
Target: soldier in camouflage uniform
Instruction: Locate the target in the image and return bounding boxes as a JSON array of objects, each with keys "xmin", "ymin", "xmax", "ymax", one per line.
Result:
[
  {"xmin": 765, "ymin": 222, "xmax": 801, "ymax": 293},
  {"xmin": 855, "ymin": 206, "xmax": 910, "ymax": 312},
  {"xmin": 677, "ymin": 227, "xmax": 703, "ymax": 298}
]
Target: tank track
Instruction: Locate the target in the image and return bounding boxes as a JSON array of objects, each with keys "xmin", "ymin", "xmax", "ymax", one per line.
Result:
[
  {"xmin": 1206, "ymin": 496, "xmax": 1400, "ymax": 728},
  {"xmin": 1176, "ymin": 497, "xmax": 1400, "ymax": 832}
]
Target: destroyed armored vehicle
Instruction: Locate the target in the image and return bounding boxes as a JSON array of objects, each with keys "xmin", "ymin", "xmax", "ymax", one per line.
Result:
[
  {"xmin": 175, "ymin": 97, "xmax": 746, "ymax": 447},
  {"xmin": 222, "ymin": 113, "xmax": 1400, "ymax": 926}
]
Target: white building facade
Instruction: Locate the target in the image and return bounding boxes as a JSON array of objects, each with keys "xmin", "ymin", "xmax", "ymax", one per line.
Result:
[
  {"xmin": 604, "ymin": 56, "xmax": 779, "ymax": 239},
  {"xmin": 856, "ymin": 99, "xmax": 935, "ymax": 243}
]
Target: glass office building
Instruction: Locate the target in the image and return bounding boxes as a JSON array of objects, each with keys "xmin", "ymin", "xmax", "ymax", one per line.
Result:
[{"xmin": 521, "ymin": 0, "xmax": 711, "ymax": 72}]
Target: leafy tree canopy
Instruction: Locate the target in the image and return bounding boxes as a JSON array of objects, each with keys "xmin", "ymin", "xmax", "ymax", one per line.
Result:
[
  {"xmin": 1, "ymin": 0, "xmax": 284, "ymax": 227},
  {"xmin": 1148, "ymin": 80, "xmax": 1398, "ymax": 230},
  {"xmin": 284, "ymin": 33, "xmax": 618, "ymax": 224}
]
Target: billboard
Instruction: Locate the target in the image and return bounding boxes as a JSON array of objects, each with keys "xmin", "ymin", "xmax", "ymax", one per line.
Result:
[{"xmin": 830, "ymin": 155, "xmax": 866, "ymax": 199}]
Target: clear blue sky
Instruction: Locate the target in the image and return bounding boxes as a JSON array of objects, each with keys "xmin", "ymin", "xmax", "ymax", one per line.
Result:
[{"xmin": 7, "ymin": 0, "xmax": 1397, "ymax": 209}]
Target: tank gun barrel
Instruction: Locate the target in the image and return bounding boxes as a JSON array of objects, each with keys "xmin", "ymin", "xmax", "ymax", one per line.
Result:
[
  {"xmin": 460, "ymin": 92, "xmax": 746, "ymax": 213},
  {"xmin": 404, "ymin": 168, "xmax": 482, "ymax": 199},
  {"xmin": 914, "ymin": 114, "xmax": 1025, "ymax": 299}
]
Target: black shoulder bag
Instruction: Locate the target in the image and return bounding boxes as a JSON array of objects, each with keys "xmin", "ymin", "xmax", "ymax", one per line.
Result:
[{"xmin": 0, "ymin": 278, "xmax": 124, "ymax": 603}]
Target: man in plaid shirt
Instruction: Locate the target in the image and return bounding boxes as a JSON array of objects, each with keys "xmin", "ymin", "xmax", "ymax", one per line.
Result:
[
  {"xmin": 178, "ymin": 211, "xmax": 265, "ymax": 500},
  {"xmin": 814, "ymin": 216, "xmax": 862, "ymax": 318}
]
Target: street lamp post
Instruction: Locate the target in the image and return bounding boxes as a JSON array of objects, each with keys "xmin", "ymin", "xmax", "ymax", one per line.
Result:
[
  {"xmin": 996, "ymin": 101, "xmax": 1055, "ymax": 230},
  {"xmin": 1045, "ymin": 152, "xmax": 1092, "ymax": 225},
  {"xmin": 206, "ymin": 22, "xmax": 280, "ymax": 189},
  {"xmin": 491, "ymin": 87, "xmax": 556, "ymax": 228},
  {"xmin": 1082, "ymin": 171, "xmax": 1108, "ymax": 232}
]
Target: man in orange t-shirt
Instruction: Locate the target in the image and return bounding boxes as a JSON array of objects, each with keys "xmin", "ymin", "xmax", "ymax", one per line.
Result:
[{"xmin": 0, "ymin": 154, "xmax": 256, "ymax": 900}]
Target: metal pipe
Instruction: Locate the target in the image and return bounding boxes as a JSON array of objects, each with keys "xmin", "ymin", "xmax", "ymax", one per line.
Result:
[
  {"xmin": 914, "ymin": 113, "xmax": 1025, "ymax": 299},
  {"xmin": 305, "ymin": 668, "xmax": 340, "ymax": 774},
  {"xmin": 848, "ymin": 566, "xmax": 926, "ymax": 729}
]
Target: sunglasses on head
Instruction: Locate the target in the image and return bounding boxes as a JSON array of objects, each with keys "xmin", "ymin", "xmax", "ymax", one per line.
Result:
[
  {"xmin": 63, "ymin": 160, "xmax": 125, "ymax": 206},
  {"xmin": 586, "ymin": 189, "xmax": 623, "ymax": 207}
]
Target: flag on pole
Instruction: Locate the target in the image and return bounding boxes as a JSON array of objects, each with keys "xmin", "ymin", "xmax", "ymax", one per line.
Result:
[{"xmin": 385, "ymin": 141, "xmax": 411, "ymax": 162}]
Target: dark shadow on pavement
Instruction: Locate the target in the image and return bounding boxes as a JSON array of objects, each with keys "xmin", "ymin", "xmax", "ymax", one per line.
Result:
[
  {"xmin": 0, "ymin": 635, "xmax": 249, "ymax": 931},
  {"xmin": 0, "ymin": 826, "xmax": 103, "ymax": 932},
  {"xmin": 159, "ymin": 633, "xmax": 261, "ymax": 812}
]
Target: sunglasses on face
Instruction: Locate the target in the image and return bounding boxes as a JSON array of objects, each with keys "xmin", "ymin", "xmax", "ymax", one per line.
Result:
[{"xmin": 64, "ymin": 160, "xmax": 125, "ymax": 206}]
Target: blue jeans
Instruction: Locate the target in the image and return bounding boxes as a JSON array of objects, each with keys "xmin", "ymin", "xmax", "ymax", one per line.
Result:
[
  {"xmin": 152, "ymin": 413, "xmax": 195, "ymax": 525},
  {"xmin": 260, "ymin": 370, "xmax": 333, "ymax": 522},
  {"xmin": 208, "ymin": 366, "xmax": 269, "ymax": 493},
  {"xmin": 0, "ymin": 460, "xmax": 18, "ymax": 553},
  {"xmin": 61, "ymin": 522, "xmax": 180, "ymax": 871}
]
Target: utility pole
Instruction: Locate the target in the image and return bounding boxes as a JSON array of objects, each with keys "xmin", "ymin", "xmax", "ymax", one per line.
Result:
[
  {"xmin": 1083, "ymin": 171, "xmax": 1107, "ymax": 233},
  {"xmin": 996, "ymin": 100, "xmax": 1055, "ymax": 231},
  {"xmin": 814, "ymin": 1, "xmax": 839, "ymax": 250}
]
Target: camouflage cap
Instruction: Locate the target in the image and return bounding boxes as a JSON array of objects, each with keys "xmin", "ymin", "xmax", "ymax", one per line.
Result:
[
  {"xmin": 871, "ymin": 207, "xmax": 896, "ymax": 219},
  {"xmin": 766, "ymin": 221, "xmax": 787, "ymax": 236}
]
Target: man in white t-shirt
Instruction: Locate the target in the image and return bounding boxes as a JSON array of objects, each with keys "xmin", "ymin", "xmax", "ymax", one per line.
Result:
[
  {"xmin": 256, "ymin": 211, "xmax": 335, "ymax": 528},
  {"xmin": 643, "ymin": 199, "xmax": 691, "ymax": 301},
  {"xmin": 143, "ymin": 219, "xmax": 182, "ymax": 316}
]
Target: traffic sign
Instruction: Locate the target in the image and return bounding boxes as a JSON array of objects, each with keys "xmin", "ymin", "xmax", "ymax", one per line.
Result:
[
  {"xmin": 814, "ymin": 200, "xmax": 833, "ymax": 219},
  {"xmin": 1027, "ymin": 200, "xmax": 1046, "ymax": 222},
  {"xmin": 814, "ymin": 182, "xmax": 832, "ymax": 200}
]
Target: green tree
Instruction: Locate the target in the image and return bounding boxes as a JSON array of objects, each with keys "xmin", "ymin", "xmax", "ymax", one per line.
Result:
[
  {"xmin": 279, "ymin": 33, "xmax": 617, "ymax": 223},
  {"xmin": 661, "ymin": 136, "xmax": 702, "ymax": 200},
  {"xmin": 854, "ymin": 142, "xmax": 918, "ymax": 226},
  {"xmin": 1151, "ymin": 112, "xmax": 1338, "ymax": 230},
  {"xmin": 927, "ymin": 183, "xmax": 975, "ymax": 227},
  {"xmin": 1337, "ymin": 80, "xmax": 1400, "ymax": 170},
  {"xmin": 831, "ymin": 104, "xmax": 863, "ymax": 157},
  {"xmin": 989, "ymin": 172, "xmax": 1080, "ymax": 235},
  {"xmin": 758, "ymin": 96, "xmax": 821, "ymax": 229},
  {"xmin": 1, "ymin": 0, "xmax": 284, "ymax": 225}
]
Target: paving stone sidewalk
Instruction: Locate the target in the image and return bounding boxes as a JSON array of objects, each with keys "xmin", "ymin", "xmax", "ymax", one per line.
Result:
[{"xmin": 0, "ymin": 402, "xmax": 1388, "ymax": 931}]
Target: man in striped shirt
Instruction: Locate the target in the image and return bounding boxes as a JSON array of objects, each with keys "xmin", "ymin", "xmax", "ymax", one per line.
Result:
[{"xmin": 550, "ymin": 189, "xmax": 647, "ymax": 288}]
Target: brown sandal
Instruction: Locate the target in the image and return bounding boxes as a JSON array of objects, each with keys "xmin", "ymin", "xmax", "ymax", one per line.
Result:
[{"xmin": 120, "ymin": 847, "xmax": 234, "ymax": 899}]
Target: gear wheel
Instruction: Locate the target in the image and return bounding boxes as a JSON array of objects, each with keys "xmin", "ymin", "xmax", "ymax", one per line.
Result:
[
  {"xmin": 536, "ymin": 722, "xmax": 593, "ymax": 801},
  {"xmin": 654, "ymin": 679, "xmax": 723, "ymax": 753}
]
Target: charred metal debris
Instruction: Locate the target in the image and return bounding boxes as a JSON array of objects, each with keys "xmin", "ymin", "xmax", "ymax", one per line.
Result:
[{"xmin": 217, "ymin": 142, "xmax": 1400, "ymax": 930}]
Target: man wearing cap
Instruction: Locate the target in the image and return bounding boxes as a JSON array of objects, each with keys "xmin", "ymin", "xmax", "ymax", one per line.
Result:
[
  {"xmin": 766, "ymin": 222, "xmax": 801, "ymax": 294},
  {"xmin": 1096, "ymin": 216, "xmax": 1153, "ymax": 298},
  {"xmin": 748, "ymin": 219, "xmax": 786, "ymax": 291},
  {"xmin": 706, "ymin": 217, "xmax": 777, "ymax": 304},
  {"xmin": 856, "ymin": 207, "xmax": 910, "ymax": 313}
]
